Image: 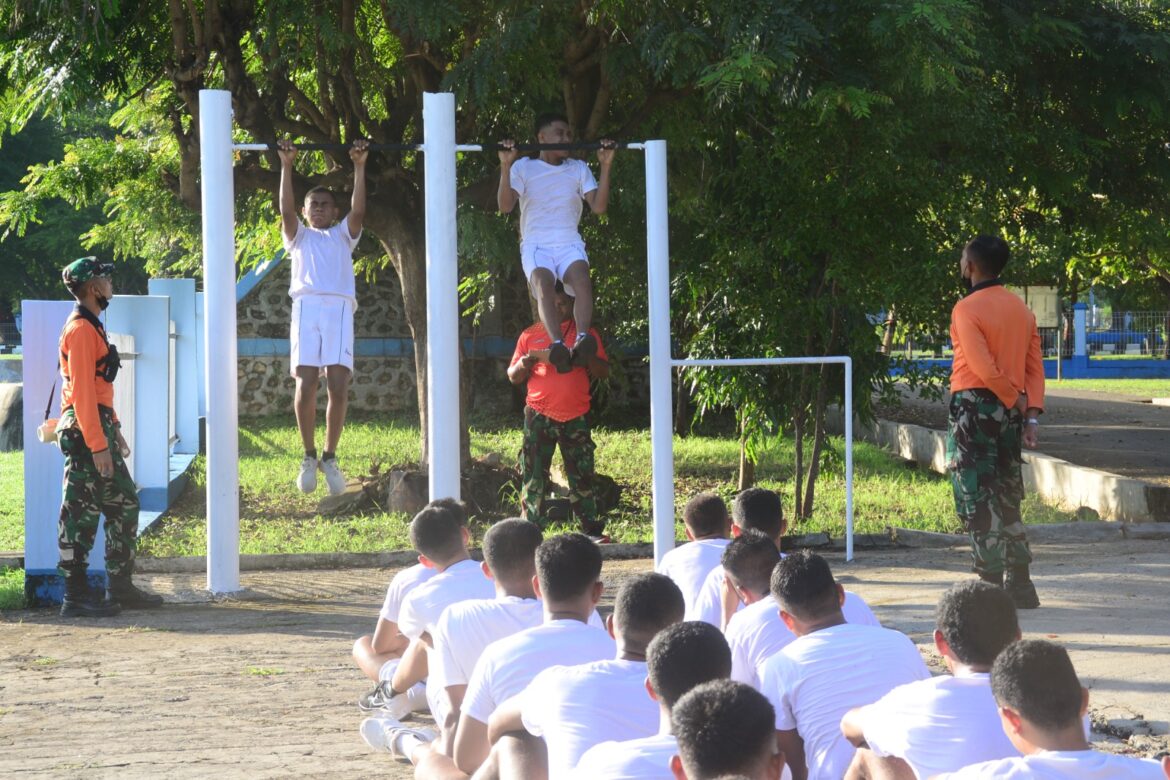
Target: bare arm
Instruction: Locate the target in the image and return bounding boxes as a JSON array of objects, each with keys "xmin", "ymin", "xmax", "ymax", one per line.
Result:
[
  {"xmin": 840, "ymin": 706, "xmax": 867, "ymax": 747},
  {"xmin": 390, "ymin": 637, "xmax": 429, "ymax": 693},
  {"xmin": 497, "ymin": 140, "xmax": 519, "ymax": 213},
  {"xmin": 347, "ymin": 139, "xmax": 368, "ymax": 238},
  {"xmin": 583, "ymin": 141, "xmax": 615, "ymax": 214},
  {"xmin": 278, "ymin": 141, "xmax": 299, "ymax": 243},
  {"xmin": 508, "ymin": 353, "xmax": 539, "ymax": 386},
  {"xmin": 486, "ymin": 694, "xmax": 527, "ymax": 745},
  {"xmin": 453, "ymin": 712, "xmax": 491, "ymax": 774},
  {"xmin": 776, "ymin": 729, "xmax": 807, "ymax": 780},
  {"xmin": 587, "ymin": 355, "xmax": 610, "ymax": 381},
  {"xmin": 370, "ymin": 617, "xmax": 409, "ymax": 657}
]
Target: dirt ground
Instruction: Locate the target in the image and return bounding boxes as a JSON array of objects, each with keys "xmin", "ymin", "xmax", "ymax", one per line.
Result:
[
  {"xmin": 878, "ymin": 385, "xmax": 1170, "ymax": 485},
  {"xmin": 3, "ymin": 539, "xmax": 1169, "ymax": 779}
]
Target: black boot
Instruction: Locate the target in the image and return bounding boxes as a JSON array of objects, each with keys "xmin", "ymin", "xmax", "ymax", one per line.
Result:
[
  {"xmin": 107, "ymin": 572, "xmax": 164, "ymax": 609},
  {"xmin": 60, "ymin": 570, "xmax": 122, "ymax": 618},
  {"xmin": 1005, "ymin": 565, "xmax": 1040, "ymax": 609}
]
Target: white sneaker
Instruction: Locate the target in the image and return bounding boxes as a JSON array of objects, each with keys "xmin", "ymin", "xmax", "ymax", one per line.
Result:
[
  {"xmin": 359, "ymin": 716, "xmax": 437, "ymax": 759},
  {"xmin": 297, "ymin": 456, "xmax": 318, "ymax": 493},
  {"xmin": 319, "ymin": 457, "xmax": 346, "ymax": 496}
]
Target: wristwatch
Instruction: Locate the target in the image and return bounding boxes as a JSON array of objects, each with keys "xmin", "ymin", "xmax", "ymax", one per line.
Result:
[{"xmin": 1026, "ymin": 418, "xmax": 1039, "ymax": 426}]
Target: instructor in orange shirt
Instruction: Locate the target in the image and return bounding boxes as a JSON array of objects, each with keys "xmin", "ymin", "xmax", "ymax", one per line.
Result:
[
  {"xmin": 947, "ymin": 235, "xmax": 1044, "ymax": 609},
  {"xmin": 508, "ymin": 281, "xmax": 609, "ymax": 539}
]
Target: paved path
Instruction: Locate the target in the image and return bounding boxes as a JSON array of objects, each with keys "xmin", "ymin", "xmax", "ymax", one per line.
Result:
[
  {"xmin": 877, "ymin": 385, "xmax": 1170, "ymax": 485},
  {"xmin": 3, "ymin": 540, "xmax": 1168, "ymax": 778}
]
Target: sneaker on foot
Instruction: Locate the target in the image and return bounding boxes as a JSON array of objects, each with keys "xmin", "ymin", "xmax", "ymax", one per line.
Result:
[
  {"xmin": 359, "ymin": 716, "xmax": 438, "ymax": 759},
  {"xmin": 358, "ymin": 681, "xmax": 394, "ymax": 713},
  {"xmin": 320, "ymin": 457, "xmax": 346, "ymax": 496},
  {"xmin": 548, "ymin": 341, "xmax": 573, "ymax": 374},
  {"xmin": 297, "ymin": 456, "xmax": 318, "ymax": 493}
]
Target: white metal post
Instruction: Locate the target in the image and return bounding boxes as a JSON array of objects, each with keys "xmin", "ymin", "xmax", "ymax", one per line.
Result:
[
  {"xmin": 844, "ymin": 357, "xmax": 854, "ymax": 562},
  {"xmin": 422, "ymin": 92, "xmax": 461, "ymax": 501},
  {"xmin": 645, "ymin": 140, "xmax": 675, "ymax": 565},
  {"xmin": 199, "ymin": 89, "xmax": 240, "ymax": 593}
]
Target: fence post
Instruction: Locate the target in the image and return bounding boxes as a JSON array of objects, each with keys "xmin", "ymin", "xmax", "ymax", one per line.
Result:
[{"xmin": 1073, "ymin": 303, "xmax": 1088, "ymax": 358}]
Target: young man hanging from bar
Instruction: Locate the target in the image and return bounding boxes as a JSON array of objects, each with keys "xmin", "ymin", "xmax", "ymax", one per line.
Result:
[
  {"xmin": 278, "ymin": 139, "xmax": 368, "ymax": 496},
  {"xmin": 497, "ymin": 113, "xmax": 615, "ymax": 373}
]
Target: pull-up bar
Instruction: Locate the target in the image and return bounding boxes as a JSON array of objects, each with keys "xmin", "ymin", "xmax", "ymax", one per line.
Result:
[{"xmin": 231, "ymin": 141, "xmax": 640, "ymax": 153}]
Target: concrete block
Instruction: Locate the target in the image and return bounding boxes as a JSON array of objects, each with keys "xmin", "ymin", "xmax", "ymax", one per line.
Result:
[
  {"xmin": 1025, "ymin": 521, "xmax": 1124, "ymax": 544},
  {"xmin": 888, "ymin": 526, "xmax": 966, "ymax": 548},
  {"xmin": 1122, "ymin": 523, "xmax": 1170, "ymax": 541}
]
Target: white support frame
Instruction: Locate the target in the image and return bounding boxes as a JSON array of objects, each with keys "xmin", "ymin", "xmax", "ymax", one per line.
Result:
[{"xmin": 199, "ymin": 89, "xmax": 853, "ymax": 590}]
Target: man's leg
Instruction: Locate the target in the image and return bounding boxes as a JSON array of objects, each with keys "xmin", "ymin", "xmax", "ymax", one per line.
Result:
[
  {"xmin": 529, "ymin": 267, "xmax": 562, "ymax": 345},
  {"xmin": 947, "ymin": 390, "xmax": 1008, "ymax": 581},
  {"xmin": 561, "ymin": 260, "xmax": 593, "ymax": 335},
  {"xmin": 294, "ymin": 365, "xmax": 320, "ymax": 453},
  {"xmin": 559, "ymin": 415, "xmax": 601, "ymax": 536},
  {"xmin": 471, "ymin": 733, "xmax": 548, "ymax": 780},
  {"xmin": 324, "ymin": 365, "xmax": 351, "ymax": 454},
  {"xmin": 57, "ymin": 429, "xmax": 119, "ymax": 617},
  {"xmin": 101, "ymin": 413, "xmax": 161, "ymax": 607},
  {"xmin": 519, "ymin": 407, "xmax": 558, "ymax": 526},
  {"xmin": 996, "ymin": 410, "xmax": 1038, "ymax": 607}
]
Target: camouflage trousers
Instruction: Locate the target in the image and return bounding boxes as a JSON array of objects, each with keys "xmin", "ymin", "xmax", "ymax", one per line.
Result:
[
  {"xmin": 519, "ymin": 407, "xmax": 599, "ymax": 532},
  {"xmin": 57, "ymin": 406, "xmax": 140, "ymax": 578},
  {"xmin": 946, "ymin": 389, "xmax": 1032, "ymax": 576}
]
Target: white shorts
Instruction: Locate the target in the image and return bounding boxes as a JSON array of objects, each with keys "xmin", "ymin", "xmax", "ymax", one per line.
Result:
[
  {"xmin": 521, "ymin": 241, "xmax": 588, "ymax": 297},
  {"xmin": 290, "ymin": 295, "xmax": 354, "ymax": 376}
]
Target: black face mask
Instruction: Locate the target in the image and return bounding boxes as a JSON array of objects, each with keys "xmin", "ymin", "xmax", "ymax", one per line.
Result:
[{"xmin": 96, "ymin": 294, "xmax": 110, "ymax": 311}]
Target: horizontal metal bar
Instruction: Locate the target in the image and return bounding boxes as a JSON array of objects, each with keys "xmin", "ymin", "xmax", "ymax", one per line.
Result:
[
  {"xmin": 671, "ymin": 357, "xmax": 852, "ymax": 367},
  {"xmin": 478, "ymin": 141, "xmax": 635, "ymax": 152},
  {"xmin": 232, "ymin": 142, "xmax": 419, "ymax": 152}
]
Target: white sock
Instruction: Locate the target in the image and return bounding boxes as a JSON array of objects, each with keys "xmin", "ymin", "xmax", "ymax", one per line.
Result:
[
  {"xmin": 394, "ymin": 732, "xmax": 430, "ymax": 764},
  {"xmin": 406, "ymin": 681, "xmax": 428, "ymax": 712},
  {"xmin": 377, "ymin": 658, "xmax": 401, "ymax": 683}
]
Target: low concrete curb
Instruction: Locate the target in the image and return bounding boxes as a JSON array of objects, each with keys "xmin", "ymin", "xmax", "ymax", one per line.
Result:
[{"xmin": 828, "ymin": 411, "xmax": 1170, "ymax": 523}]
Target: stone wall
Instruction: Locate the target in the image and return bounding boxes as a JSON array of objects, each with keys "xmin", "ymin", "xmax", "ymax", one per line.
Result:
[{"xmin": 235, "ymin": 258, "xmax": 651, "ymax": 418}]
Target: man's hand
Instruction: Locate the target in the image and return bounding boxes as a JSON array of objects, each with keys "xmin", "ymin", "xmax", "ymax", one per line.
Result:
[
  {"xmin": 1023, "ymin": 418, "xmax": 1040, "ymax": 449},
  {"xmin": 349, "ymin": 138, "xmax": 369, "ymax": 166},
  {"xmin": 520, "ymin": 353, "xmax": 539, "ymax": 370},
  {"xmin": 597, "ymin": 139, "xmax": 616, "ymax": 167},
  {"xmin": 277, "ymin": 139, "xmax": 297, "ymax": 167},
  {"xmin": 498, "ymin": 139, "xmax": 519, "ymax": 166},
  {"xmin": 93, "ymin": 449, "xmax": 114, "ymax": 479},
  {"xmin": 115, "ymin": 430, "xmax": 131, "ymax": 458}
]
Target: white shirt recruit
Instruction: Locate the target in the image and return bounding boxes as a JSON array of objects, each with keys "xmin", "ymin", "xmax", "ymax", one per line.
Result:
[
  {"xmin": 285, "ymin": 221, "xmax": 359, "ymax": 305},
  {"xmin": 509, "ymin": 157, "xmax": 597, "ymax": 247},
  {"xmin": 377, "ymin": 563, "xmax": 437, "ymax": 624},
  {"xmin": 727, "ymin": 591, "xmax": 880, "ymax": 688},
  {"xmin": 857, "ymin": 672, "xmax": 1018, "ymax": 780},
  {"xmin": 760, "ymin": 622, "xmax": 931, "ymax": 780},
  {"xmin": 460, "ymin": 619, "xmax": 614, "ymax": 726},
  {"xmin": 657, "ymin": 538, "xmax": 730, "ymax": 619},
  {"xmin": 520, "ymin": 658, "xmax": 659, "ymax": 779},
  {"xmin": 395, "ymin": 559, "xmax": 493, "ymax": 640},
  {"xmin": 934, "ymin": 750, "xmax": 1166, "ymax": 780}
]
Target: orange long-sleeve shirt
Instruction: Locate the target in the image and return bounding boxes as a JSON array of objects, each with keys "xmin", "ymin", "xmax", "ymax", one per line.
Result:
[
  {"xmin": 950, "ymin": 282, "xmax": 1045, "ymax": 412},
  {"xmin": 59, "ymin": 309, "xmax": 118, "ymax": 452}
]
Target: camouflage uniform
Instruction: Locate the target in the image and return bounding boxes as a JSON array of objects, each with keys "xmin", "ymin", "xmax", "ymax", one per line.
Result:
[
  {"xmin": 946, "ymin": 389, "xmax": 1032, "ymax": 577},
  {"xmin": 519, "ymin": 406, "xmax": 600, "ymax": 533},
  {"xmin": 57, "ymin": 405, "xmax": 140, "ymax": 578}
]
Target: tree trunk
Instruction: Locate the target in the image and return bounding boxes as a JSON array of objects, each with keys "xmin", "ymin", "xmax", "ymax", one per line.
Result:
[
  {"xmin": 674, "ymin": 368, "xmax": 690, "ymax": 438},
  {"xmin": 881, "ymin": 305, "xmax": 897, "ymax": 355},
  {"xmin": 792, "ymin": 405, "xmax": 805, "ymax": 519},
  {"xmin": 737, "ymin": 417, "xmax": 755, "ymax": 490},
  {"xmin": 801, "ymin": 371, "xmax": 830, "ymax": 519}
]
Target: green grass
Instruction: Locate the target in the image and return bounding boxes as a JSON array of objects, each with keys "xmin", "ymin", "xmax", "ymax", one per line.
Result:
[
  {"xmin": 1050, "ymin": 378, "xmax": 1170, "ymax": 397},
  {"xmin": 0, "ymin": 567, "xmax": 25, "ymax": 610},
  {"xmin": 133, "ymin": 412, "xmax": 1072, "ymax": 557},
  {"xmin": 0, "ymin": 450, "xmax": 23, "ymax": 551}
]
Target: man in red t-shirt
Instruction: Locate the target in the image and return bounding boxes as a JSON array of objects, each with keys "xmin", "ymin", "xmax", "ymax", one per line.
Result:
[{"xmin": 508, "ymin": 282, "xmax": 609, "ymax": 536}]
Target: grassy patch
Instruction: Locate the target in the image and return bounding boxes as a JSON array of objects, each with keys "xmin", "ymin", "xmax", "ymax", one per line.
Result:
[
  {"xmin": 137, "ymin": 413, "xmax": 1072, "ymax": 556},
  {"xmin": 1050, "ymin": 378, "xmax": 1170, "ymax": 398},
  {"xmin": 0, "ymin": 450, "xmax": 23, "ymax": 550},
  {"xmin": 244, "ymin": 666, "xmax": 285, "ymax": 676},
  {"xmin": 33, "ymin": 656, "xmax": 58, "ymax": 667},
  {"xmin": 0, "ymin": 567, "xmax": 24, "ymax": 610}
]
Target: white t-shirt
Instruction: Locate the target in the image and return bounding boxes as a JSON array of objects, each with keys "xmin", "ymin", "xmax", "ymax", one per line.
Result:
[
  {"xmin": 934, "ymin": 750, "xmax": 1166, "ymax": 779},
  {"xmin": 430, "ymin": 597, "xmax": 605, "ymax": 689},
  {"xmin": 285, "ymin": 221, "xmax": 359, "ymax": 304},
  {"xmin": 509, "ymin": 157, "xmax": 597, "ymax": 247},
  {"xmin": 396, "ymin": 558, "xmax": 493, "ymax": 640},
  {"xmin": 521, "ymin": 658, "xmax": 659, "ymax": 778},
  {"xmin": 856, "ymin": 672, "xmax": 1018, "ymax": 780},
  {"xmin": 760, "ymin": 623, "xmax": 931, "ymax": 780},
  {"xmin": 657, "ymin": 539, "xmax": 730, "ymax": 619},
  {"xmin": 377, "ymin": 563, "xmax": 437, "ymax": 624},
  {"xmin": 572, "ymin": 728, "xmax": 677, "ymax": 780},
  {"xmin": 727, "ymin": 592, "xmax": 881, "ymax": 688},
  {"xmin": 461, "ymin": 619, "xmax": 615, "ymax": 726}
]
